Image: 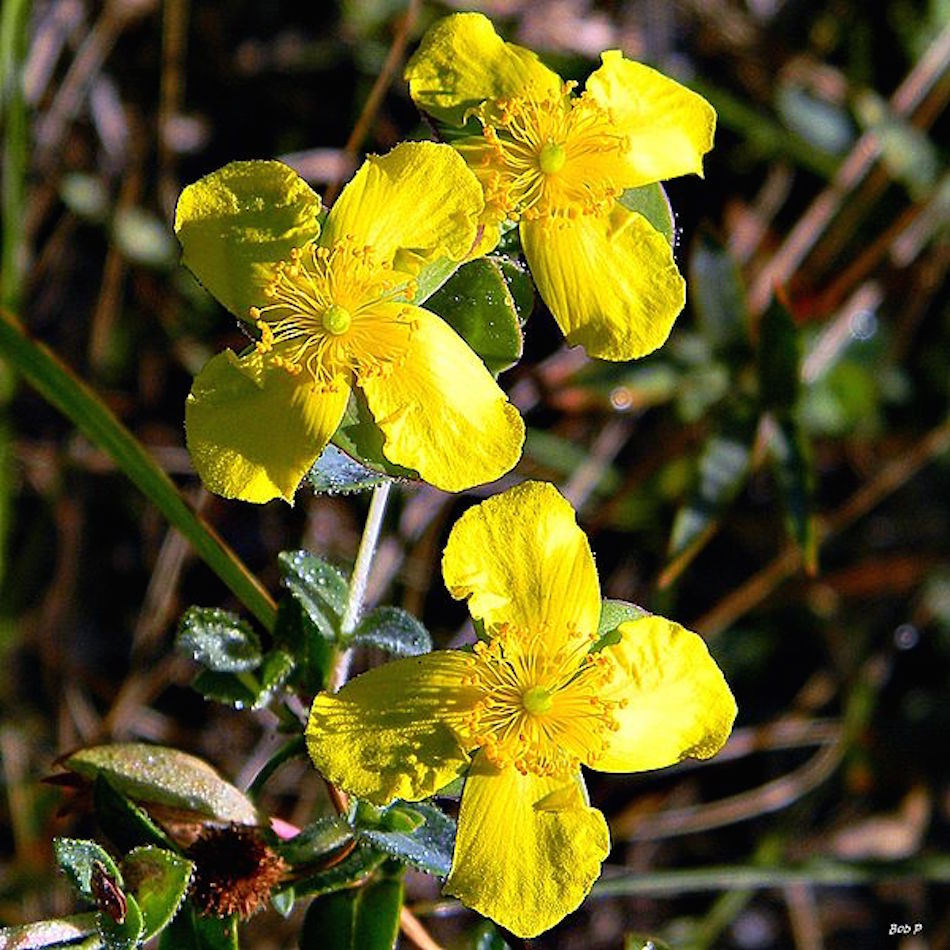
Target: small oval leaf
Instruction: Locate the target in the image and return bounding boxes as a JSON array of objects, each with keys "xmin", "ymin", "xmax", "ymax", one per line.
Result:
[
  {"xmin": 176, "ymin": 607, "xmax": 263, "ymax": 673},
  {"xmin": 122, "ymin": 846, "xmax": 194, "ymax": 941},
  {"xmin": 350, "ymin": 607, "xmax": 432, "ymax": 657},
  {"xmin": 64, "ymin": 744, "xmax": 261, "ymax": 825},
  {"xmin": 359, "ymin": 802, "xmax": 456, "ymax": 878}
]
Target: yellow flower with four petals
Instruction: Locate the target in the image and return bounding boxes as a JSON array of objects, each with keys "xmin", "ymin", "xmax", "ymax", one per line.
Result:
[
  {"xmin": 175, "ymin": 141, "xmax": 524, "ymax": 503},
  {"xmin": 306, "ymin": 481, "xmax": 736, "ymax": 937},
  {"xmin": 406, "ymin": 12, "xmax": 717, "ymax": 361}
]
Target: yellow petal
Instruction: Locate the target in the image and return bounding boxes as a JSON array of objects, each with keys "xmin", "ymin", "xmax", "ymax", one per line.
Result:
[
  {"xmin": 185, "ymin": 350, "xmax": 348, "ymax": 504},
  {"xmin": 520, "ymin": 204, "xmax": 685, "ymax": 361},
  {"xmin": 174, "ymin": 160, "xmax": 322, "ymax": 319},
  {"xmin": 320, "ymin": 141, "xmax": 483, "ymax": 274},
  {"xmin": 446, "ymin": 754, "xmax": 609, "ymax": 938},
  {"xmin": 306, "ymin": 653, "xmax": 475, "ymax": 804},
  {"xmin": 593, "ymin": 615, "xmax": 736, "ymax": 773},
  {"xmin": 585, "ymin": 51, "xmax": 716, "ymax": 186},
  {"xmin": 405, "ymin": 12, "xmax": 562, "ymax": 126},
  {"xmin": 359, "ymin": 305, "xmax": 524, "ymax": 492},
  {"xmin": 442, "ymin": 481, "xmax": 601, "ymax": 646}
]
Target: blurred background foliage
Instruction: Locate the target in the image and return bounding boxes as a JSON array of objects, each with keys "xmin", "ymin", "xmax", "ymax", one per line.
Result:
[{"xmin": 0, "ymin": 0, "xmax": 948, "ymax": 947}]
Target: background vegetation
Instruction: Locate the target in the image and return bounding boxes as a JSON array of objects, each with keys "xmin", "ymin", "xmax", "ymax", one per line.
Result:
[{"xmin": 0, "ymin": 0, "xmax": 948, "ymax": 947}]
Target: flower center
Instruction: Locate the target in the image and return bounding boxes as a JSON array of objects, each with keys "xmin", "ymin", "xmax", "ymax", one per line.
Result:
[
  {"xmin": 538, "ymin": 141, "xmax": 566, "ymax": 174},
  {"xmin": 465, "ymin": 85, "xmax": 630, "ymax": 222},
  {"xmin": 321, "ymin": 303, "xmax": 351, "ymax": 335},
  {"xmin": 457, "ymin": 624, "xmax": 625, "ymax": 777},
  {"xmin": 522, "ymin": 685, "xmax": 553, "ymax": 714},
  {"xmin": 248, "ymin": 237, "xmax": 418, "ymax": 389}
]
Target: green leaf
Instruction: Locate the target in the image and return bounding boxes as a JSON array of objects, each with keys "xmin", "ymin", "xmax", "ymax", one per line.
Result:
[
  {"xmin": 93, "ymin": 776, "xmax": 177, "ymax": 852},
  {"xmin": 278, "ymin": 816, "xmax": 355, "ymax": 866},
  {"xmin": 331, "ymin": 389, "xmax": 418, "ymax": 480},
  {"xmin": 279, "ymin": 549, "xmax": 349, "ymax": 625},
  {"xmin": 411, "ymin": 255, "xmax": 462, "ymax": 304},
  {"xmin": 272, "ymin": 886, "xmax": 295, "ymax": 917},
  {"xmin": 360, "ymin": 802, "xmax": 456, "ymax": 877},
  {"xmin": 0, "ymin": 309, "xmax": 276, "ymax": 632},
  {"xmin": 758, "ymin": 297, "xmax": 802, "ymax": 411},
  {"xmin": 767, "ymin": 413, "xmax": 817, "ymax": 573},
  {"xmin": 689, "ymin": 233, "xmax": 750, "ymax": 352},
  {"xmin": 424, "ymin": 258, "xmax": 524, "ymax": 373},
  {"xmin": 593, "ymin": 599, "xmax": 650, "ymax": 650},
  {"xmin": 299, "ymin": 873, "xmax": 403, "ymax": 950},
  {"xmin": 122, "ymin": 847, "xmax": 193, "ymax": 941},
  {"xmin": 64, "ymin": 744, "xmax": 260, "ymax": 825},
  {"xmin": 495, "ymin": 255, "xmax": 534, "ymax": 322},
  {"xmin": 176, "ymin": 607, "xmax": 263, "ymax": 674},
  {"xmin": 618, "ymin": 183, "xmax": 675, "ymax": 245},
  {"xmin": 308, "ymin": 444, "xmax": 393, "ymax": 495},
  {"xmin": 664, "ymin": 403, "xmax": 759, "ymax": 583},
  {"xmin": 0, "ymin": 914, "xmax": 99, "ymax": 948},
  {"xmin": 288, "ymin": 843, "xmax": 388, "ymax": 899},
  {"xmin": 191, "ymin": 669, "xmax": 260, "ymax": 709},
  {"xmin": 471, "ymin": 920, "xmax": 512, "ymax": 949},
  {"xmin": 97, "ymin": 891, "xmax": 144, "ymax": 950},
  {"xmin": 175, "ymin": 160, "xmax": 323, "ymax": 319},
  {"xmin": 54, "ymin": 837, "xmax": 123, "ymax": 903},
  {"xmin": 350, "ymin": 606, "xmax": 432, "ymax": 656},
  {"xmin": 158, "ymin": 906, "xmax": 239, "ymax": 950},
  {"xmin": 259, "ymin": 649, "xmax": 295, "ymax": 692},
  {"xmin": 273, "ymin": 597, "xmax": 334, "ymax": 693}
]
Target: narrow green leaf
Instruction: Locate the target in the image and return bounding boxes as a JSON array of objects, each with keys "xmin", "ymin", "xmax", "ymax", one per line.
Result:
[
  {"xmin": 758, "ymin": 297, "xmax": 801, "ymax": 411},
  {"xmin": 688, "ymin": 234, "xmax": 749, "ymax": 352},
  {"xmin": 664, "ymin": 404, "xmax": 759, "ymax": 583},
  {"xmin": 54, "ymin": 837, "xmax": 123, "ymax": 903},
  {"xmin": 0, "ymin": 914, "xmax": 99, "ymax": 948},
  {"xmin": 122, "ymin": 847, "xmax": 193, "ymax": 941},
  {"xmin": 97, "ymin": 890, "xmax": 144, "ymax": 950},
  {"xmin": 64, "ymin": 744, "xmax": 260, "ymax": 825},
  {"xmin": 93, "ymin": 776, "xmax": 177, "ymax": 852},
  {"xmin": 424, "ymin": 258, "xmax": 523, "ymax": 373},
  {"xmin": 618, "ymin": 183, "xmax": 675, "ymax": 245},
  {"xmin": 309, "ymin": 443, "xmax": 393, "ymax": 495},
  {"xmin": 288, "ymin": 843, "xmax": 387, "ymax": 899},
  {"xmin": 767, "ymin": 414, "xmax": 818, "ymax": 573},
  {"xmin": 279, "ymin": 550, "xmax": 349, "ymax": 623},
  {"xmin": 360, "ymin": 802, "xmax": 456, "ymax": 877},
  {"xmin": 331, "ymin": 389, "xmax": 417, "ymax": 480},
  {"xmin": 299, "ymin": 874, "xmax": 403, "ymax": 950},
  {"xmin": 278, "ymin": 815, "xmax": 355, "ymax": 866},
  {"xmin": 176, "ymin": 607, "xmax": 263, "ymax": 673},
  {"xmin": 0, "ymin": 309, "xmax": 276, "ymax": 631},
  {"xmin": 350, "ymin": 606, "xmax": 432, "ymax": 656}
]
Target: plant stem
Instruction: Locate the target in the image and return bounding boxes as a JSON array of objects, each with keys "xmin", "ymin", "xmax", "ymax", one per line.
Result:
[{"xmin": 328, "ymin": 481, "xmax": 392, "ymax": 691}]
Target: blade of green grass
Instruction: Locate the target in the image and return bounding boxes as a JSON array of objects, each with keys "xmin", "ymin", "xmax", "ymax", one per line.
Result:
[{"xmin": 0, "ymin": 308, "xmax": 277, "ymax": 631}]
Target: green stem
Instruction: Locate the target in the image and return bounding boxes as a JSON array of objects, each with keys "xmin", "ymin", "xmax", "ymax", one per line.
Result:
[
  {"xmin": 0, "ymin": 309, "xmax": 278, "ymax": 630},
  {"xmin": 329, "ymin": 481, "xmax": 392, "ymax": 691}
]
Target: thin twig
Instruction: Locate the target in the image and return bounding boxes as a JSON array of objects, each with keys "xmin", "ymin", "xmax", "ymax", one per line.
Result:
[{"xmin": 399, "ymin": 906, "xmax": 446, "ymax": 950}]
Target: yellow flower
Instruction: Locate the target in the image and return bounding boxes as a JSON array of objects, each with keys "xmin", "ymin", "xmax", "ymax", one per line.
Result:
[
  {"xmin": 175, "ymin": 141, "xmax": 524, "ymax": 503},
  {"xmin": 306, "ymin": 481, "xmax": 736, "ymax": 937},
  {"xmin": 405, "ymin": 13, "xmax": 717, "ymax": 361}
]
